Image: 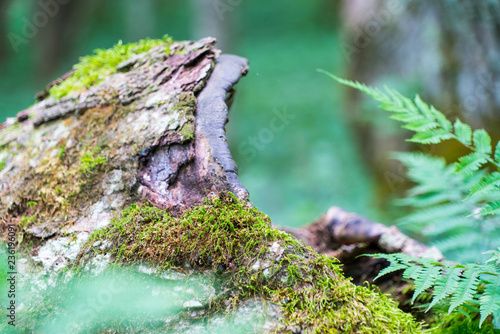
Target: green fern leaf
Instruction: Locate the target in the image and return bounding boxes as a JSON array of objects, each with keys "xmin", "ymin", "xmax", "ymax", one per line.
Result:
[
  {"xmin": 414, "ymin": 95, "xmax": 433, "ymax": 120},
  {"xmin": 390, "ymin": 113, "xmax": 426, "ymax": 123},
  {"xmin": 384, "ymin": 87, "xmax": 408, "ymax": 110},
  {"xmin": 394, "ymin": 192, "xmax": 456, "ymax": 208},
  {"xmin": 468, "ymin": 172, "xmax": 500, "ymax": 200},
  {"xmin": 392, "ymin": 152, "xmax": 447, "ymax": 175},
  {"xmin": 398, "ymin": 203, "xmax": 469, "ymax": 225},
  {"xmin": 454, "ymin": 152, "xmax": 489, "ymax": 176},
  {"xmin": 403, "ymin": 119, "xmax": 440, "ymax": 132},
  {"xmin": 473, "ymin": 129, "xmax": 492, "ymax": 155},
  {"xmin": 448, "ymin": 266, "xmax": 481, "ymax": 314},
  {"xmin": 479, "ymin": 273, "xmax": 500, "ymax": 327},
  {"xmin": 412, "ymin": 265, "xmax": 442, "ymax": 304},
  {"xmin": 430, "ymin": 106, "xmax": 453, "ymax": 132},
  {"xmin": 378, "ymin": 104, "xmax": 408, "ymax": 113},
  {"xmin": 495, "ymin": 141, "xmax": 500, "ymax": 164},
  {"xmin": 407, "ymin": 129, "xmax": 454, "ymax": 144},
  {"xmin": 372, "ymin": 254, "xmax": 411, "ymax": 281},
  {"xmin": 403, "ymin": 264, "xmax": 425, "ymax": 280},
  {"xmin": 454, "ymin": 119, "xmax": 472, "ymax": 146},
  {"xmin": 317, "ymin": 71, "xmax": 391, "ymax": 104},
  {"xmin": 421, "ymin": 217, "xmax": 472, "ymax": 237},
  {"xmin": 432, "ymin": 233, "xmax": 483, "ymax": 253},
  {"xmin": 426, "ymin": 267, "xmax": 462, "ymax": 311},
  {"xmin": 477, "ymin": 201, "xmax": 500, "ymax": 216}
]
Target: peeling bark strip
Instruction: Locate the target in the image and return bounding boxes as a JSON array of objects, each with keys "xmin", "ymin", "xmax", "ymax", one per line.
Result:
[
  {"xmin": 195, "ymin": 55, "xmax": 250, "ymax": 202},
  {"xmin": 288, "ymin": 206, "xmax": 443, "ymax": 260},
  {"xmin": 138, "ymin": 54, "xmax": 250, "ymax": 210}
]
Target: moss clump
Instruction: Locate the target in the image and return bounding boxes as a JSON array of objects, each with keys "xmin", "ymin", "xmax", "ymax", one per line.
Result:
[
  {"xmin": 88, "ymin": 193, "xmax": 423, "ymax": 333},
  {"xmin": 90, "ymin": 192, "xmax": 279, "ymax": 267},
  {"xmin": 78, "ymin": 145, "xmax": 107, "ymax": 177},
  {"xmin": 49, "ymin": 35, "xmax": 173, "ymax": 99},
  {"xmin": 175, "ymin": 92, "xmax": 196, "ymax": 141}
]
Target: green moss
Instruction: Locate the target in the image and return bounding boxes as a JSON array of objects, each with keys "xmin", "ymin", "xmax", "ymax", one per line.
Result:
[
  {"xmin": 175, "ymin": 92, "xmax": 196, "ymax": 141},
  {"xmin": 79, "ymin": 145, "xmax": 107, "ymax": 177},
  {"xmin": 57, "ymin": 145, "xmax": 66, "ymax": 161},
  {"xmin": 20, "ymin": 215, "xmax": 36, "ymax": 228},
  {"xmin": 88, "ymin": 193, "xmax": 423, "ymax": 333},
  {"xmin": 49, "ymin": 35, "xmax": 174, "ymax": 99}
]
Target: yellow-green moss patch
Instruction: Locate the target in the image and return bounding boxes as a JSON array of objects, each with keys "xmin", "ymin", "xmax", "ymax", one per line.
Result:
[
  {"xmin": 49, "ymin": 36, "xmax": 173, "ymax": 99},
  {"xmin": 87, "ymin": 193, "xmax": 423, "ymax": 333}
]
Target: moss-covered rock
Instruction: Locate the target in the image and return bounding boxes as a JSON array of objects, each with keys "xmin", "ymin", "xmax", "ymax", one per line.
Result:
[
  {"xmin": 82, "ymin": 192, "xmax": 423, "ymax": 333},
  {"xmin": 0, "ymin": 37, "xmax": 424, "ymax": 333}
]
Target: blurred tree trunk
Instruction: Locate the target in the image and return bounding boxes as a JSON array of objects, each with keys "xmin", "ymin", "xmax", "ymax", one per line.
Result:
[
  {"xmin": 34, "ymin": 0, "xmax": 89, "ymax": 79},
  {"xmin": 124, "ymin": 0, "xmax": 155, "ymax": 41},
  {"xmin": 0, "ymin": 0, "xmax": 13, "ymax": 61},
  {"xmin": 341, "ymin": 0, "xmax": 500, "ymax": 202},
  {"xmin": 190, "ymin": 0, "xmax": 233, "ymax": 52}
]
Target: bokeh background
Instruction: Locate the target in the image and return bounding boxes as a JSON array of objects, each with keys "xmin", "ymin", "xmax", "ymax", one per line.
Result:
[{"xmin": 1, "ymin": 0, "xmax": 500, "ymax": 229}]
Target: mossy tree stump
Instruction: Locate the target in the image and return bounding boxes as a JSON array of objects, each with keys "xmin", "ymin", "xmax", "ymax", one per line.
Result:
[{"xmin": 0, "ymin": 37, "xmax": 422, "ymax": 333}]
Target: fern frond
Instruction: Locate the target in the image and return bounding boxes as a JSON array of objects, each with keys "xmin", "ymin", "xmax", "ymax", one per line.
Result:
[
  {"xmin": 479, "ymin": 272, "xmax": 500, "ymax": 327},
  {"xmin": 324, "ymin": 73, "xmax": 500, "ymax": 326},
  {"xmin": 432, "ymin": 233, "xmax": 483, "ymax": 253},
  {"xmin": 420, "ymin": 217, "xmax": 472, "ymax": 237},
  {"xmin": 320, "ymin": 71, "xmax": 456, "ymax": 145},
  {"xmin": 394, "ymin": 192, "xmax": 456, "ymax": 208},
  {"xmin": 426, "ymin": 267, "xmax": 462, "ymax": 311},
  {"xmin": 407, "ymin": 129, "xmax": 454, "ymax": 144},
  {"xmin": 371, "ymin": 254, "xmax": 500, "ymax": 325},
  {"xmin": 430, "ymin": 105, "xmax": 453, "ymax": 132},
  {"xmin": 473, "ymin": 129, "xmax": 492, "ymax": 155},
  {"xmin": 454, "ymin": 152, "xmax": 489, "ymax": 177},
  {"xmin": 414, "ymin": 95, "xmax": 433, "ymax": 120},
  {"xmin": 391, "ymin": 152, "xmax": 448, "ymax": 186},
  {"xmin": 468, "ymin": 172, "xmax": 500, "ymax": 200},
  {"xmin": 495, "ymin": 142, "xmax": 500, "ymax": 164},
  {"xmin": 402, "ymin": 264, "xmax": 425, "ymax": 280},
  {"xmin": 390, "ymin": 113, "xmax": 427, "ymax": 124},
  {"xmin": 448, "ymin": 266, "xmax": 481, "ymax": 314},
  {"xmin": 317, "ymin": 71, "xmax": 390, "ymax": 104},
  {"xmin": 412, "ymin": 265, "xmax": 442, "ymax": 304},
  {"xmin": 398, "ymin": 203, "xmax": 470, "ymax": 226},
  {"xmin": 403, "ymin": 120, "xmax": 440, "ymax": 132},
  {"xmin": 477, "ymin": 201, "xmax": 500, "ymax": 216},
  {"xmin": 371, "ymin": 253, "xmax": 412, "ymax": 280},
  {"xmin": 454, "ymin": 119, "xmax": 472, "ymax": 146},
  {"xmin": 485, "ymin": 248, "xmax": 500, "ymax": 267}
]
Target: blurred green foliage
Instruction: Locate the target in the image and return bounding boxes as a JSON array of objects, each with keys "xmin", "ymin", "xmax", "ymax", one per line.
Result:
[
  {"xmin": 0, "ymin": 244, "xmax": 271, "ymax": 333},
  {"xmin": 0, "ymin": 0, "xmax": 378, "ymax": 228}
]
